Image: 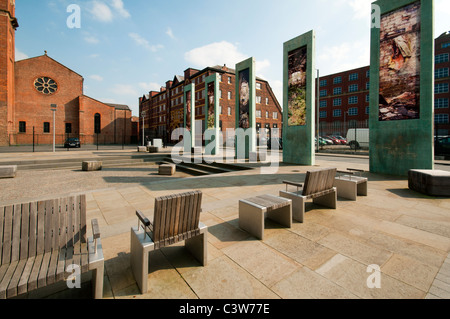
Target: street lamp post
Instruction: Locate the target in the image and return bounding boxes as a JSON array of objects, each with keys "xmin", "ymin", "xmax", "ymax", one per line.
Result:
[
  {"xmin": 51, "ymin": 104, "xmax": 57, "ymax": 152},
  {"xmin": 316, "ymin": 69, "xmax": 320, "ymax": 153}
]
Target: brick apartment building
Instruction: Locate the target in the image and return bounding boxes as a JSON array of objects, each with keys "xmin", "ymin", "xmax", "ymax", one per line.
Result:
[
  {"xmin": 0, "ymin": 0, "xmax": 133, "ymax": 147},
  {"xmin": 317, "ymin": 31, "xmax": 450, "ymax": 138},
  {"xmin": 139, "ymin": 65, "xmax": 282, "ymax": 144}
]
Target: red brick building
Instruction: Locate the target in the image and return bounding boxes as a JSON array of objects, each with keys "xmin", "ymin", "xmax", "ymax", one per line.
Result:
[
  {"xmin": 0, "ymin": 0, "xmax": 133, "ymax": 147},
  {"xmin": 139, "ymin": 65, "xmax": 282, "ymax": 144},
  {"xmin": 316, "ymin": 32, "xmax": 450, "ymax": 137}
]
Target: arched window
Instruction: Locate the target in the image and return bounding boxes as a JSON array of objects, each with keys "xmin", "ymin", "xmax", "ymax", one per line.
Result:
[{"xmin": 94, "ymin": 113, "xmax": 101, "ymax": 134}]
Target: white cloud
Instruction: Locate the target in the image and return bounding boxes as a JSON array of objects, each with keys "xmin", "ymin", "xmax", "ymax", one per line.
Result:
[
  {"xmin": 89, "ymin": 75, "xmax": 104, "ymax": 82},
  {"xmin": 166, "ymin": 27, "xmax": 176, "ymax": 40},
  {"xmin": 129, "ymin": 33, "xmax": 164, "ymax": 52},
  {"xmin": 318, "ymin": 40, "xmax": 370, "ymax": 75},
  {"xmin": 110, "ymin": 0, "xmax": 130, "ymax": 18},
  {"xmin": 256, "ymin": 59, "xmax": 271, "ymax": 76},
  {"xmin": 347, "ymin": 0, "xmax": 373, "ymax": 20},
  {"xmin": 15, "ymin": 49, "xmax": 29, "ymax": 61},
  {"xmin": 111, "ymin": 84, "xmax": 139, "ymax": 96},
  {"xmin": 84, "ymin": 36, "xmax": 99, "ymax": 44},
  {"xmin": 184, "ymin": 41, "xmax": 248, "ymax": 69},
  {"xmin": 139, "ymin": 82, "xmax": 161, "ymax": 92},
  {"xmin": 90, "ymin": 1, "xmax": 113, "ymax": 22}
]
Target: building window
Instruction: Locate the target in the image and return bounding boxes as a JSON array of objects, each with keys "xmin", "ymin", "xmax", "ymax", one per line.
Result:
[
  {"xmin": 349, "ymin": 84, "xmax": 358, "ymax": 93},
  {"xmin": 94, "ymin": 113, "xmax": 102, "ymax": 134},
  {"xmin": 436, "ymin": 53, "xmax": 449, "ymax": 64},
  {"xmin": 228, "ymin": 91, "xmax": 232, "ymax": 100},
  {"xmin": 366, "ymin": 106, "xmax": 370, "ymax": 114},
  {"xmin": 435, "ymin": 83, "xmax": 449, "ymax": 94},
  {"xmin": 320, "ymin": 79, "xmax": 327, "ymax": 87},
  {"xmin": 228, "ymin": 76, "xmax": 232, "ymax": 84},
  {"xmin": 266, "ymin": 97, "xmax": 269, "ymax": 105},
  {"xmin": 436, "ymin": 98, "xmax": 449, "ymax": 109},
  {"xmin": 333, "ymin": 76, "xmax": 342, "ymax": 84},
  {"xmin": 228, "ymin": 107, "xmax": 231, "ymax": 116},
  {"xmin": 333, "ymin": 98, "xmax": 342, "ymax": 107},
  {"xmin": 320, "ymin": 90, "xmax": 327, "ymax": 97},
  {"xmin": 320, "ymin": 100, "xmax": 327, "ymax": 108},
  {"xmin": 256, "ymin": 110, "xmax": 262, "ymax": 118},
  {"xmin": 366, "ymin": 82, "xmax": 370, "ymax": 90},
  {"xmin": 333, "ymin": 109, "xmax": 342, "ymax": 117},
  {"xmin": 43, "ymin": 122, "xmax": 50, "ymax": 133},
  {"xmin": 256, "ymin": 96, "xmax": 262, "ymax": 104},
  {"xmin": 442, "ymin": 42, "xmax": 450, "ymax": 49},
  {"xmin": 256, "ymin": 83, "xmax": 262, "ymax": 90},
  {"xmin": 348, "ymin": 107, "xmax": 358, "ymax": 116},
  {"xmin": 349, "ymin": 73, "xmax": 358, "ymax": 81},
  {"xmin": 34, "ymin": 77, "xmax": 58, "ymax": 95},
  {"xmin": 435, "ymin": 68, "xmax": 449, "ymax": 79},
  {"xmin": 219, "ymin": 106, "xmax": 222, "ymax": 114},
  {"xmin": 320, "ymin": 111, "xmax": 327, "ymax": 118},
  {"xmin": 65, "ymin": 123, "xmax": 72, "ymax": 134},
  {"xmin": 333, "ymin": 87, "xmax": 342, "ymax": 95},
  {"xmin": 366, "ymin": 70, "xmax": 370, "ymax": 78},
  {"xmin": 273, "ymin": 112, "xmax": 278, "ymax": 120},
  {"xmin": 19, "ymin": 121, "xmax": 26, "ymax": 133},
  {"xmin": 366, "ymin": 94, "xmax": 370, "ymax": 102},
  {"xmin": 349, "ymin": 96, "xmax": 358, "ymax": 104},
  {"xmin": 435, "ymin": 114, "xmax": 449, "ymax": 124}
]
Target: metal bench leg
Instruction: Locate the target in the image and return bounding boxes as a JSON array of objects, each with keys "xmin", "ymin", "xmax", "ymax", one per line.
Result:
[
  {"xmin": 267, "ymin": 203, "xmax": 292, "ymax": 228},
  {"xmin": 185, "ymin": 227, "xmax": 208, "ymax": 266},
  {"xmin": 239, "ymin": 201, "xmax": 265, "ymax": 240},
  {"xmin": 357, "ymin": 181, "xmax": 368, "ymax": 196},
  {"xmin": 279, "ymin": 190, "xmax": 305, "ymax": 223},
  {"xmin": 130, "ymin": 227, "xmax": 154, "ymax": 294},
  {"xmin": 334, "ymin": 179, "xmax": 358, "ymax": 201},
  {"xmin": 313, "ymin": 188, "xmax": 337, "ymax": 209}
]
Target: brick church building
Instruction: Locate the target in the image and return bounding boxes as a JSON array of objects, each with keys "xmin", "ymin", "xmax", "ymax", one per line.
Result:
[{"xmin": 0, "ymin": 0, "xmax": 132, "ymax": 147}]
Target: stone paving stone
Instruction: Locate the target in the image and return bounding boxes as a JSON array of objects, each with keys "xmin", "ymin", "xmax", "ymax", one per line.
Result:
[
  {"xmin": 381, "ymin": 254, "xmax": 439, "ymax": 291},
  {"xmin": 395, "ymin": 215, "xmax": 450, "ymax": 238},
  {"xmin": 272, "ymin": 266, "xmax": 359, "ymax": 299},
  {"xmin": 315, "ymin": 254, "xmax": 425, "ymax": 299},
  {"xmin": 222, "ymin": 240, "xmax": 302, "ymax": 288},
  {"xmin": 181, "ymin": 255, "xmax": 280, "ymax": 299},
  {"xmin": 318, "ymin": 232, "xmax": 393, "ymax": 267},
  {"xmin": 289, "ymin": 221, "xmax": 332, "ymax": 242}
]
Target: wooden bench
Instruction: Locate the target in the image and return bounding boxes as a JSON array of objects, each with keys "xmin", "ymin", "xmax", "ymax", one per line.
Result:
[
  {"xmin": 409, "ymin": 170, "xmax": 450, "ymax": 197},
  {"xmin": 279, "ymin": 168, "xmax": 337, "ymax": 223},
  {"xmin": 82, "ymin": 161, "xmax": 102, "ymax": 172},
  {"xmin": 0, "ymin": 195, "xmax": 104, "ymax": 299},
  {"xmin": 130, "ymin": 191, "xmax": 207, "ymax": 294},
  {"xmin": 333, "ymin": 168, "xmax": 368, "ymax": 201},
  {"xmin": 239, "ymin": 195, "xmax": 292, "ymax": 240},
  {"xmin": 0, "ymin": 166, "xmax": 17, "ymax": 179}
]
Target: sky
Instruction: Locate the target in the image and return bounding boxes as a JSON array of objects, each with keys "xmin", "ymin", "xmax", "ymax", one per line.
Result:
[{"xmin": 14, "ymin": 0, "xmax": 450, "ymax": 117}]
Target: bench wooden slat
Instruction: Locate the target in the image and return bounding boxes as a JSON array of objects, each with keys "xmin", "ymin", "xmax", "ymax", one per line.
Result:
[
  {"xmin": 80, "ymin": 195, "xmax": 87, "ymax": 244},
  {"xmin": 17, "ymin": 257, "xmax": 35, "ymax": 296},
  {"xmin": 6, "ymin": 259, "xmax": 27, "ymax": 298},
  {"xmin": 0, "ymin": 261, "xmax": 19, "ymax": 299},
  {"xmin": 19, "ymin": 204, "xmax": 30, "ymax": 261},
  {"xmin": 28, "ymin": 202, "xmax": 37, "ymax": 258},
  {"xmin": 64, "ymin": 246, "xmax": 74, "ymax": 280},
  {"xmin": 46, "ymin": 250, "xmax": 60, "ymax": 286},
  {"xmin": 80, "ymin": 242, "xmax": 89, "ymax": 273},
  {"xmin": 73, "ymin": 196, "xmax": 80, "ymax": 247},
  {"xmin": 52, "ymin": 199, "xmax": 60, "ymax": 251},
  {"xmin": 0, "ymin": 207, "xmax": 4, "ymax": 264},
  {"xmin": 10, "ymin": 205, "xmax": 22, "ymax": 264},
  {"xmin": 36, "ymin": 201, "xmax": 46, "ymax": 256},
  {"xmin": 28, "ymin": 254, "xmax": 44, "ymax": 292},
  {"xmin": 59, "ymin": 198, "xmax": 67, "ymax": 250},
  {"xmin": 38, "ymin": 251, "xmax": 52, "ymax": 288},
  {"xmin": 67, "ymin": 197, "xmax": 74, "ymax": 248},
  {"xmin": 44, "ymin": 200, "xmax": 53, "ymax": 253},
  {"xmin": 2, "ymin": 206, "xmax": 13, "ymax": 265},
  {"xmin": 56, "ymin": 248, "xmax": 66, "ymax": 282}
]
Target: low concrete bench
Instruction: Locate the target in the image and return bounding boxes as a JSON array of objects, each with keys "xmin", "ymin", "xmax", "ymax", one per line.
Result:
[
  {"xmin": 137, "ymin": 146, "xmax": 147, "ymax": 152},
  {"xmin": 82, "ymin": 161, "xmax": 102, "ymax": 172},
  {"xmin": 409, "ymin": 170, "xmax": 450, "ymax": 197},
  {"xmin": 239, "ymin": 194, "xmax": 292, "ymax": 240},
  {"xmin": 0, "ymin": 166, "xmax": 17, "ymax": 179},
  {"xmin": 158, "ymin": 164, "xmax": 176, "ymax": 176},
  {"xmin": 148, "ymin": 146, "xmax": 159, "ymax": 153},
  {"xmin": 334, "ymin": 169, "xmax": 368, "ymax": 201}
]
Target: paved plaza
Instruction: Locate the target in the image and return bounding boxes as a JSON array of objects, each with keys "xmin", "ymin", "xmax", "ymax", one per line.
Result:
[{"xmin": 1, "ymin": 148, "xmax": 450, "ymax": 300}]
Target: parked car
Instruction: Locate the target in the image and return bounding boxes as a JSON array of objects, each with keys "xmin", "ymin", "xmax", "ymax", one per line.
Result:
[
  {"xmin": 435, "ymin": 136, "xmax": 450, "ymax": 156},
  {"xmin": 332, "ymin": 135, "xmax": 347, "ymax": 145},
  {"xmin": 326, "ymin": 136, "xmax": 342, "ymax": 145},
  {"xmin": 64, "ymin": 137, "xmax": 81, "ymax": 148},
  {"xmin": 320, "ymin": 136, "xmax": 334, "ymax": 145},
  {"xmin": 316, "ymin": 137, "xmax": 327, "ymax": 147},
  {"xmin": 267, "ymin": 137, "xmax": 283, "ymax": 150},
  {"xmin": 346, "ymin": 129, "xmax": 369, "ymax": 149}
]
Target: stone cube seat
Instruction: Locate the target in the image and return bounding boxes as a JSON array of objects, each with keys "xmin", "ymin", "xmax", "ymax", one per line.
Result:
[
  {"xmin": 82, "ymin": 161, "xmax": 103, "ymax": 172},
  {"xmin": 159, "ymin": 164, "xmax": 176, "ymax": 176},
  {"xmin": 408, "ymin": 169, "xmax": 450, "ymax": 197},
  {"xmin": 0, "ymin": 165, "xmax": 17, "ymax": 179}
]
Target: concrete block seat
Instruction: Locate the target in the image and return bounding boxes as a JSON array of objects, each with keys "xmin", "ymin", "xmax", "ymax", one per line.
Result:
[
  {"xmin": 0, "ymin": 165, "xmax": 17, "ymax": 179},
  {"xmin": 82, "ymin": 161, "xmax": 102, "ymax": 171},
  {"xmin": 137, "ymin": 146, "xmax": 147, "ymax": 152},
  {"xmin": 158, "ymin": 164, "xmax": 176, "ymax": 176},
  {"xmin": 409, "ymin": 170, "xmax": 450, "ymax": 197},
  {"xmin": 280, "ymin": 168, "xmax": 337, "ymax": 223},
  {"xmin": 147, "ymin": 146, "xmax": 159, "ymax": 153},
  {"xmin": 334, "ymin": 168, "xmax": 368, "ymax": 201},
  {"xmin": 239, "ymin": 194, "xmax": 292, "ymax": 240}
]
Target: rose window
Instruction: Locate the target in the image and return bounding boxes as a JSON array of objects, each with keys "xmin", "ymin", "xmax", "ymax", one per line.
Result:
[{"xmin": 34, "ymin": 77, "xmax": 58, "ymax": 95}]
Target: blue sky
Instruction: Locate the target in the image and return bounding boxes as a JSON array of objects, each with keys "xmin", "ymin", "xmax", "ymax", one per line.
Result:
[{"xmin": 15, "ymin": 0, "xmax": 450, "ymax": 117}]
